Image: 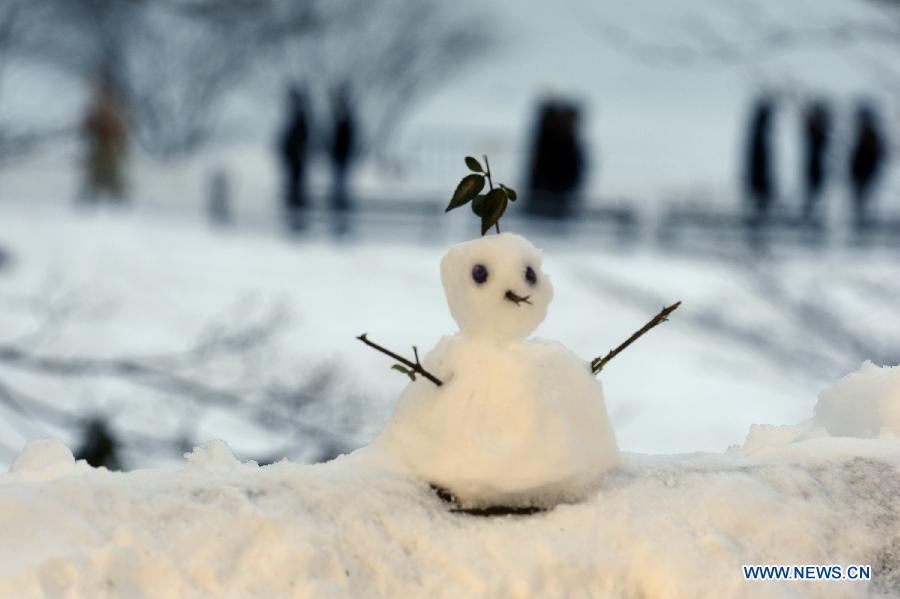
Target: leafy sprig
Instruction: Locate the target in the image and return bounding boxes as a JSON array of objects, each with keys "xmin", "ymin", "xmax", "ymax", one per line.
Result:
[{"xmin": 445, "ymin": 155, "xmax": 517, "ymax": 235}]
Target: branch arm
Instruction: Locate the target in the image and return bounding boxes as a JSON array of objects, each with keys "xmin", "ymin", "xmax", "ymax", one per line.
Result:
[
  {"xmin": 357, "ymin": 334, "xmax": 443, "ymax": 386},
  {"xmin": 591, "ymin": 301, "xmax": 681, "ymax": 374}
]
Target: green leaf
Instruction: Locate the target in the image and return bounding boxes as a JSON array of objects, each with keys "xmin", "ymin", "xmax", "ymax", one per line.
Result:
[
  {"xmin": 500, "ymin": 184, "xmax": 517, "ymax": 201},
  {"xmin": 485, "ymin": 187, "xmax": 507, "ymax": 212},
  {"xmin": 445, "ymin": 174, "xmax": 485, "ymax": 212},
  {"xmin": 465, "ymin": 156, "xmax": 483, "ymax": 173},
  {"xmin": 471, "ymin": 194, "xmax": 488, "ymax": 216},
  {"xmin": 480, "ymin": 188, "xmax": 508, "ymax": 235},
  {"xmin": 391, "ymin": 364, "xmax": 416, "ymax": 382}
]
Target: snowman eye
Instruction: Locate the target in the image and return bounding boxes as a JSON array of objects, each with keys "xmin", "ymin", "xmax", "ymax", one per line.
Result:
[
  {"xmin": 524, "ymin": 266, "xmax": 537, "ymax": 286},
  {"xmin": 471, "ymin": 264, "xmax": 488, "ymax": 284}
]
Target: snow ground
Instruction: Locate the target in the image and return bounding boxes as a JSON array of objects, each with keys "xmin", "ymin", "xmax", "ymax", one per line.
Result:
[
  {"xmin": 1, "ymin": 203, "xmax": 900, "ymax": 597},
  {"xmin": 1, "ymin": 201, "xmax": 899, "ymax": 468},
  {"xmin": 1, "ymin": 433, "xmax": 898, "ymax": 598}
]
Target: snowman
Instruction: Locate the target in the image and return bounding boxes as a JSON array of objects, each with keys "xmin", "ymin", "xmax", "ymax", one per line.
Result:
[
  {"xmin": 360, "ymin": 156, "xmax": 677, "ymax": 510},
  {"xmin": 368, "ymin": 232, "xmax": 621, "ymax": 509}
]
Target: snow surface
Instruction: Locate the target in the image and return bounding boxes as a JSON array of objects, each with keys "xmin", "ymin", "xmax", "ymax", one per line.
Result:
[{"xmin": 2, "ymin": 426, "xmax": 899, "ymax": 597}]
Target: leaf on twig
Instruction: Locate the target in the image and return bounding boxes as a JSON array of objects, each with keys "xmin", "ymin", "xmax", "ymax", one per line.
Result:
[
  {"xmin": 464, "ymin": 156, "xmax": 483, "ymax": 173},
  {"xmin": 500, "ymin": 184, "xmax": 517, "ymax": 201},
  {"xmin": 480, "ymin": 188, "xmax": 508, "ymax": 235},
  {"xmin": 391, "ymin": 364, "xmax": 416, "ymax": 382},
  {"xmin": 445, "ymin": 174, "xmax": 485, "ymax": 212},
  {"xmin": 471, "ymin": 193, "xmax": 488, "ymax": 216}
]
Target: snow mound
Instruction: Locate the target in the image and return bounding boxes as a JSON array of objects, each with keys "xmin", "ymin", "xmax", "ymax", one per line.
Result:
[
  {"xmin": 2, "ymin": 437, "xmax": 900, "ymax": 597},
  {"xmin": 184, "ymin": 440, "xmax": 257, "ymax": 471},
  {"xmin": 739, "ymin": 362, "xmax": 900, "ymax": 458},
  {"xmin": 815, "ymin": 361, "xmax": 900, "ymax": 438},
  {"xmin": 8, "ymin": 438, "xmax": 93, "ymax": 481},
  {"xmin": 11, "ymin": 438, "xmax": 75, "ymax": 473},
  {"xmin": 738, "ymin": 421, "xmax": 822, "ymax": 454}
]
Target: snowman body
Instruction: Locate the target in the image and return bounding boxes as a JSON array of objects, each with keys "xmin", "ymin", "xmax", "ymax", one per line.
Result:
[{"xmin": 376, "ymin": 233, "xmax": 620, "ymax": 507}]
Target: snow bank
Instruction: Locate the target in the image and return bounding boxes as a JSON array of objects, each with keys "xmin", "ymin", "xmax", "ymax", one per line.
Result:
[
  {"xmin": 740, "ymin": 361, "xmax": 900, "ymax": 456},
  {"xmin": 816, "ymin": 361, "xmax": 900, "ymax": 439},
  {"xmin": 3, "ymin": 364, "xmax": 900, "ymax": 597},
  {"xmin": 2, "ymin": 433, "xmax": 899, "ymax": 598}
]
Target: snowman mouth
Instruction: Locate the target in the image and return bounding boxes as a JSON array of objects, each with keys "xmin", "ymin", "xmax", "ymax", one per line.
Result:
[{"xmin": 504, "ymin": 290, "xmax": 532, "ymax": 306}]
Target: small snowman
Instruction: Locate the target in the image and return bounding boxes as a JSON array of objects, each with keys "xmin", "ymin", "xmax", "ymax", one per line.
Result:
[{"xmin": 359, "ymin": 156, "xmax": 679, "ymax": 510}]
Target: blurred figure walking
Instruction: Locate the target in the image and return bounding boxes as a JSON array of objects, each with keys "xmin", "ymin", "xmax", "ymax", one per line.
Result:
[
  {"xmin": 81, "ymin": 74, "xmax": 128, "ymax": 203},
  {"xmin": 801, "ymin": 100, "xmax": 831, "ymax": 223},
  {"xmin": 75, "ymin": 418, "xmax": 122, "ymax": 470},
  {"xmin": 329, "ymin": 85, "xmax": 356, "ymax": 234},
  {"xmin": 207, "ymin": 167, "xmax": 232, "ymax": 227},
  {"xmin": 848, "ymin": 102, "xmax": 887, "ymax": 231},
  {"xmin": 526, "ymin": 99, "xmax": 585, "ymax": 219},
  {"xmin": 279, "ymin": 86, "xmax": 310, "ymax": 231},
  {"xmin": 744, "ymin": 95, "xmax": 776, "ymax": 224}
]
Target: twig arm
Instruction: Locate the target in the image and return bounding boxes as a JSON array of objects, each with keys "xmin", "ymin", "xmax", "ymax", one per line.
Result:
[
  {"xmin": 591, "ymin": 301, "xmax": 682, "ymax": 375},
  {"xmin": 357, "ymin": 334, "xmax": 443, "ymax": 386}
]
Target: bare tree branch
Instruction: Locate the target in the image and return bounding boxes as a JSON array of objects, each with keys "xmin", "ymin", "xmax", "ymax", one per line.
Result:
[
  {"xmin": 576, "ymin": 252, "xmax": 900, "ymax": 385},
  {"xmin": 2, "ymin": 0, "xmax": 488, "ymax": 160},
  {"xmin": 0, "ymin": 377, "xmax": 79, "ymax": 428},
  {"xmin": 0, "ymin": 301, "xmax": 362, "ymax": 468},
  {"xmin": 281, "ymin": 0, "xmax": 490, "ymax": 158},
  {"xmin": 571, "ymin": 0, "xmax": 900, "ymax": 71},
  {"xmin": 0, "ymin": 345, "xmax": 246, "ymax": 407}
]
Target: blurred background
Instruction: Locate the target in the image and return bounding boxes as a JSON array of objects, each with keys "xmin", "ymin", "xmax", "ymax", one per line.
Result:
[{"xmin": 1, "ymin": 0, "xmax": 899, "ymax": 470}]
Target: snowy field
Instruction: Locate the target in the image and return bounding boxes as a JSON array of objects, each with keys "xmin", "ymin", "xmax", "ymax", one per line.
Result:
[
  {"xmin": 1, "ymin": 202, "xmax": 900, "ymax": 596},
  {"xmin": 1, "ymin": 201, "xmax": 900, "ymax": 468}
]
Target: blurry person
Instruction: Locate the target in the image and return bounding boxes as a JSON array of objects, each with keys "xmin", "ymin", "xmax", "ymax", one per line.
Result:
[
  {"xmin": 329, "ymin": 85, "xmax": 356, "ymax": 234},
  {"xmin": 801, "ymin": 100, "xmax": 832, "ymax": 223},
  {"xmin": 279, "ymin": 85, "xmax": 310, "ymax": 230},
  {"xmin": 526, "ymin": 100, "xmax": 553, "ymax": 210},
  {"xmin": 207, "ymin": 167, "xmax": 231, "ymax": 227},
  {"xmin": 81, "ymin": 74, "xmax": 128, "ymax": 203},
  {"xmin": 526, "ymin": 99, "xmax": 584, "ymax": 219},
  {"xmin": 744, "ymin": 95, "xmax": 776, "ymax": 223},
  {"xmin": 848, "ymin": 102, "xmax": 887, "ymax": 231},
  {"xmin": 74, "ymin": 417, "xmax": 122, "ymax": 470}
]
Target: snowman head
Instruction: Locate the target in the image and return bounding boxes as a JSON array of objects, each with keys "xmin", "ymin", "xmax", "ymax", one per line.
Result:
[{"xmin": 440, "ymin": 233, "xmax": 554, "ymax": 342}]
